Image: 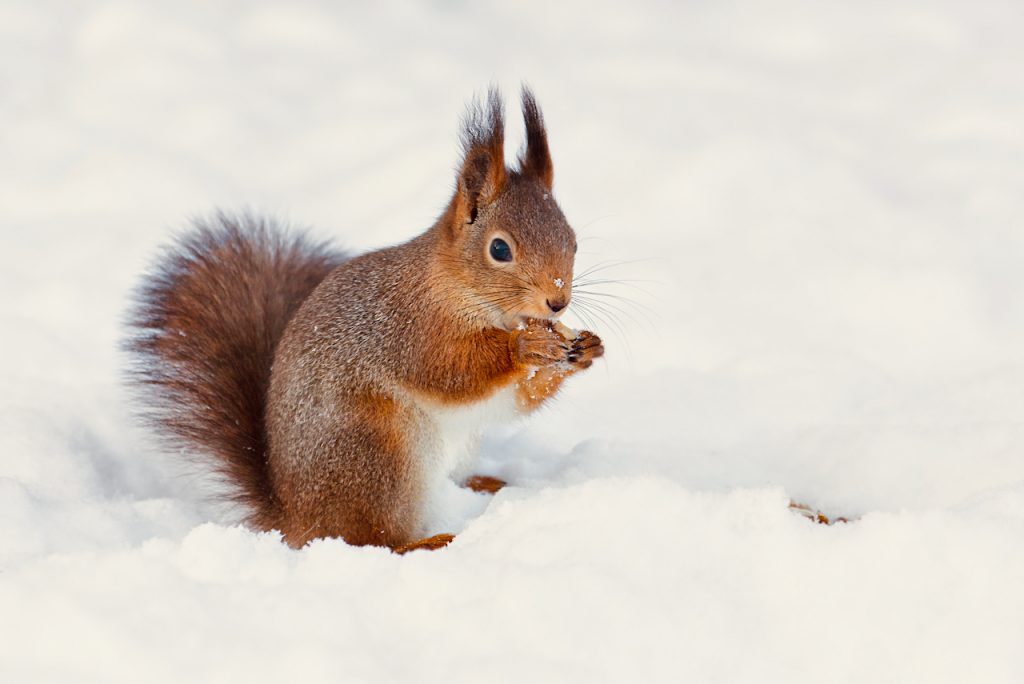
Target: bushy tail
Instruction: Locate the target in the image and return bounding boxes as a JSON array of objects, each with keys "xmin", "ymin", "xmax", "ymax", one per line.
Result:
[{"xmin": 126, "ymin": 212, "xmax": 347, "ymax": 529}]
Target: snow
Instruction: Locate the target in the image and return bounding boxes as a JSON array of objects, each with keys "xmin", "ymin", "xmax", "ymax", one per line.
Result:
[{"xmin": 3, "ymin": 1, "xmax": 1024, "ymax": 682}]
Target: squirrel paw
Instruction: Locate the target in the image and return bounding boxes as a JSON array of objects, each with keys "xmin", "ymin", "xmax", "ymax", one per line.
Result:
[
  {"xmin": 512, "ymin": 320, "xmax": 571, "ymax": 367},
  {"xmin": 463, "ymin": 475, "xmax": 507, "ymax": 494},
  {"xmin": 566, "ymin": 330, "xmax": 604, "ymax": 369},
  {"xmin": 392, "ymin": 533, "xmax": 455, "ymax": 554}
]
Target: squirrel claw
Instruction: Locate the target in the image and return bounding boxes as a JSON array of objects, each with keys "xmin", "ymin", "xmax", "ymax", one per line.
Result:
[
  {"xmin": 572, "ymin": 332, "xmax": 602, "ymax": 351},
  {"xmin": 566, "ymin": 330, "xmax": 604, "ymax": 368}
]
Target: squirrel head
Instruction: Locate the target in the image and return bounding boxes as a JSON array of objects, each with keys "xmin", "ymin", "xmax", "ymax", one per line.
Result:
[{"xmin": 439, "ymin": 87, "xmax": 577, "ymax": 332}]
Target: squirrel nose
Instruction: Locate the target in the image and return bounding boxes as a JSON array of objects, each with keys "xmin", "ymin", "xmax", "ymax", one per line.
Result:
[{"xmin": 546, "ymin": 298, "xmax": 567, "ymax": 313}]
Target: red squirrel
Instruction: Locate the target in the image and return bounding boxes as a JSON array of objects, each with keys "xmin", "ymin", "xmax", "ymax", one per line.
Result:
[{"xmin": 127, "ymin": 87, "xmax": 604, "ymax": 552}]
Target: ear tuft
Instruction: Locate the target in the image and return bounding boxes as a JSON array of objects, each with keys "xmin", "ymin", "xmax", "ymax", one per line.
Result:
[
  {"xmin": 460, "ymin": 86, "xmax": 505, "ymax": 163},
  {"xmin": 456, "ymin": 87, "xmax": 507, "ymax": 225},
  {"xmin": 518, "ymin": 85, "xmax": 554, "ymax": 189}
]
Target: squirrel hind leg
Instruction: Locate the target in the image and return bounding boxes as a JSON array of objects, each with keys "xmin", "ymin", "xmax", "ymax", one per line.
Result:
[{"xmin": 270, "ymin": 394, "xmax": 429, "ymax": 549}]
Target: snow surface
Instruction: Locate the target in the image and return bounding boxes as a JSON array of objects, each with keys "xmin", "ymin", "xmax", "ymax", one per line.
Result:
[{"xmin": 3, "ymin": 1, "xmax": 1024, "ymax": 682}]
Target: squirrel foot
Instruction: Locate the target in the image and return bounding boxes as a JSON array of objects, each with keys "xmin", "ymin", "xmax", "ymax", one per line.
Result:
[
  {"xmin": 392, "ymin": 533, "xmax": 455, "ymax": 555},
  {"xmin": 463, "ymin": 475, "xmax": 507, "ymax": 494}
]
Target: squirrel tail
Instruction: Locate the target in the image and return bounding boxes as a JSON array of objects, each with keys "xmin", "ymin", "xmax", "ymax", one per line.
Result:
[{"xmin": 126, "ymin": 212, "xmax": 347, "ymax": 529}]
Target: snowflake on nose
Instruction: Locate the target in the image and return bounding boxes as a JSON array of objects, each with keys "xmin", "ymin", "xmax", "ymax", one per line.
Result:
[{"xmin": 553, "ymin": 278, "xmax": 564, "ymax": 289}]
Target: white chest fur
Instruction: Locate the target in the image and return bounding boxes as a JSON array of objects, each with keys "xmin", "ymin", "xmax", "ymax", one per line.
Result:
[
  {"xmin": 418, "ymin": 383, "xmax": 519, "ymax": 481},
  {"xmin": 412, "ymin": 383, "xmax": 521, "ymax": 536}
]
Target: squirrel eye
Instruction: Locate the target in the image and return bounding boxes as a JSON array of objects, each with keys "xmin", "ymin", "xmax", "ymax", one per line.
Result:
[{"xmin": 489, "ymin": 238, "xmax": 513, "ymax": 263}]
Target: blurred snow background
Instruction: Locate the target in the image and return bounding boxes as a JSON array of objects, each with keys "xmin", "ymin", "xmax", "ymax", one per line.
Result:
[{"xmin": 2, "ymin": 1, "xmax": 1024, "ymax": 681}]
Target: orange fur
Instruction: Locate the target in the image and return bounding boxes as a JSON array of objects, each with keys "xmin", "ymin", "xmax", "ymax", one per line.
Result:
[
  {"xmin": 463, "ymin": 475, "xmax": 507, "ymax": 494},
  {"xmin": 516, "ymin": 366, "xmax": 572, "ymax": 412},
  {"xmin": 393, "ymin": 533, "xmax": 456, "ymax": 554}
]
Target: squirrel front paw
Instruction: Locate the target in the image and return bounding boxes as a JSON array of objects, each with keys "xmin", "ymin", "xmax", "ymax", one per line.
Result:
[
  {"xmin": 566, "ymin": 330, "xmax": 604, "ymax": 369},
  {"xmin": 511, "ymin": 319, "xmax": 571, "ymax": 366},
  {"xmin": 511, "ymin": 320, "xmax": 604, "ymax": 370}
]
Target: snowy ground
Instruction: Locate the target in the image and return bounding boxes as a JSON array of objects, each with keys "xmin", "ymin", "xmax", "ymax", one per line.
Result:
[{"xmin": 3, "ymin": 1, "xmax": 1024, "ymax": 682}]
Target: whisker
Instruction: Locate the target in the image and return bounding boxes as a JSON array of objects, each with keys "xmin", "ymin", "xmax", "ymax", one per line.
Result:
[
  {"xmin": 572, "ymin": 296, "xmax": 633, "ymax": 336},
  {"xmin": 575, "ymin": 214, "xmax": 616, "ymax": 231},
  {"xmin": 564, "ymin": 302, "xmax": 599, "ymax": 337},
  {"xmin": 572, "ymin": 289, "xmax": 658, "ymax": 317},
  {"xmin": 573, "ymin": 257, "xmax": 657, "ymax": 281},
  {"xmin": 574, "ymin": 296, "xmax": 656, "ymax": 337},
  {"xmin": 572, "ymin": 277, "xmax": 658, "ymax": 294},
  {"xmin": 569, "ymin": 299, "xmax": 634, "ymax": 363}
]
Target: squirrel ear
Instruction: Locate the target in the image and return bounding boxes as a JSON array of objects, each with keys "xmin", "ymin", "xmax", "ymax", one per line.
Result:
[
  {"xmin": 518, "ymin": 85, "xmax": 553, "ymax": 190},
  {"xmin": 456, "ymin": 88, "xmax": 507, "ymax": 225}
]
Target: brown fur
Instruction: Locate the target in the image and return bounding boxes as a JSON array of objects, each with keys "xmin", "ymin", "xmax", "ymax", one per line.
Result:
[
  {"xmin": 126, "ymin": 213, "xmax": 346, "ymax": 530},
  {"xmin": 127, "ymin": 88, "xmax": 604, "ymax": 550}
]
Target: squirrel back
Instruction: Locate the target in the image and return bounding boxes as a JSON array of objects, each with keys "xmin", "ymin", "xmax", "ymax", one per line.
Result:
[{"xmin": 127, "ymin": 88, "xmax": 604, "ymax": 550}]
